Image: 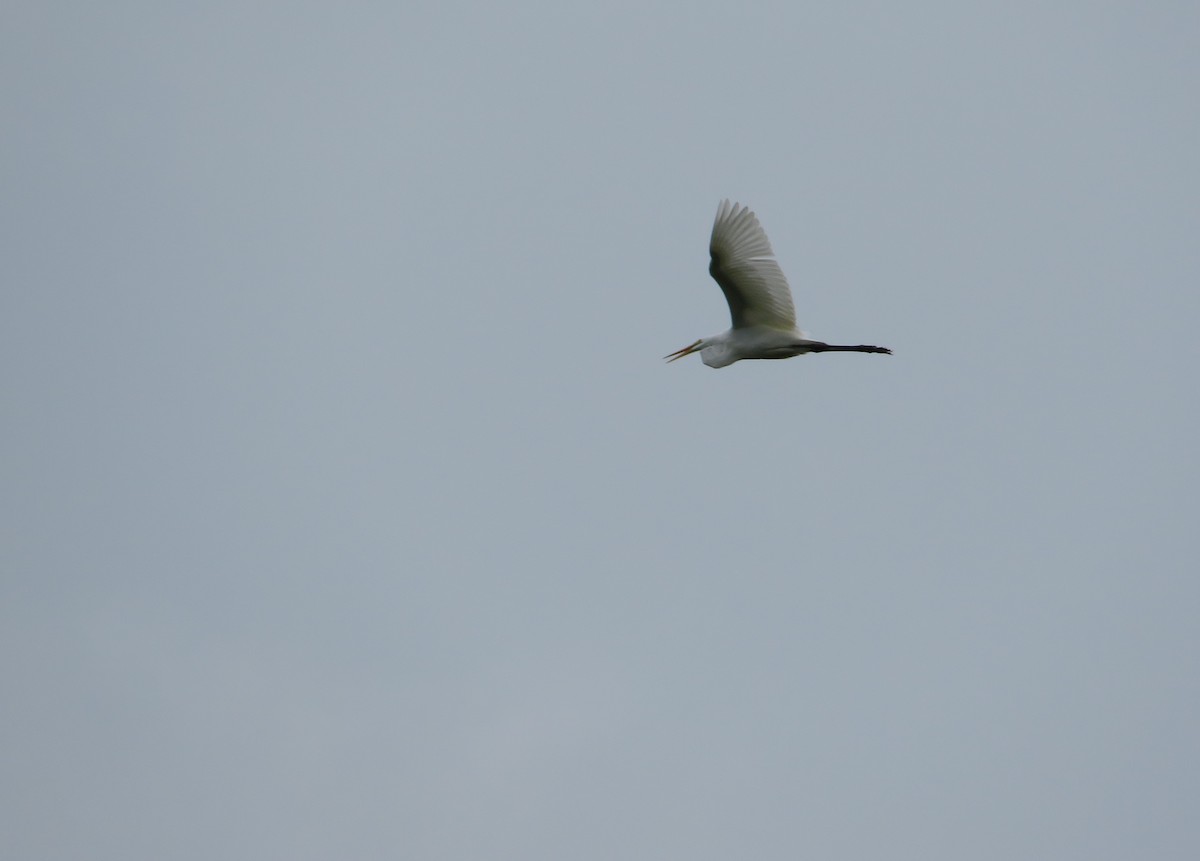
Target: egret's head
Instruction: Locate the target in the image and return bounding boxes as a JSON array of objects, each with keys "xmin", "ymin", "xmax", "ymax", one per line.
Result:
[{"xmin": 663, "ymin": 339, "xmax": 703, "ymax": 363}]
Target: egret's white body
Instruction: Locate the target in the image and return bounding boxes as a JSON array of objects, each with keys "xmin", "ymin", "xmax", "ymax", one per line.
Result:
[{"xmin": 666, "ymin": 200, "xmax": 891, "ymax": 368}]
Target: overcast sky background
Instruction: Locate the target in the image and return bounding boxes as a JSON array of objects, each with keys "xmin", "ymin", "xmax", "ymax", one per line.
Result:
[{"xmin": 3, "ymin": 2, "xmax": 1199, "ymax": 859}]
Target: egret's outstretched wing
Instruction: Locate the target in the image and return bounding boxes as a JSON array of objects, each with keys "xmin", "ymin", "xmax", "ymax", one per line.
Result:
[{"xmin": 708, "ymin": 200, "xmax": 797, "ymax": 331}]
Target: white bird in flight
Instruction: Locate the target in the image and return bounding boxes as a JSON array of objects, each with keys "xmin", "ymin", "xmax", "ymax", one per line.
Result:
[{"xmin": 665, "ymin": 200, "xmax": 891, "ymax": 368}]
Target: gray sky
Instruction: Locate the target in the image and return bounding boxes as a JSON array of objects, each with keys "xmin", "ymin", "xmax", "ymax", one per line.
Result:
[{"xmin": 3, "ymin": 2, "xmax": 1199, "ymax": 858}]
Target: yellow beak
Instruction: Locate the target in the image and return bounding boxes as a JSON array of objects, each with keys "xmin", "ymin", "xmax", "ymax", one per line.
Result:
[{"xmin": 663, "ymin": 339, "xmax": 703, "ymax": 363}]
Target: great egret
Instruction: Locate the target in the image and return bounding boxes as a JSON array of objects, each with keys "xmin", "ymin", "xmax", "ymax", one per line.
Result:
[{"xmin": 665, "ymin": 200, "xmax": 891, "ymax": 368}]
